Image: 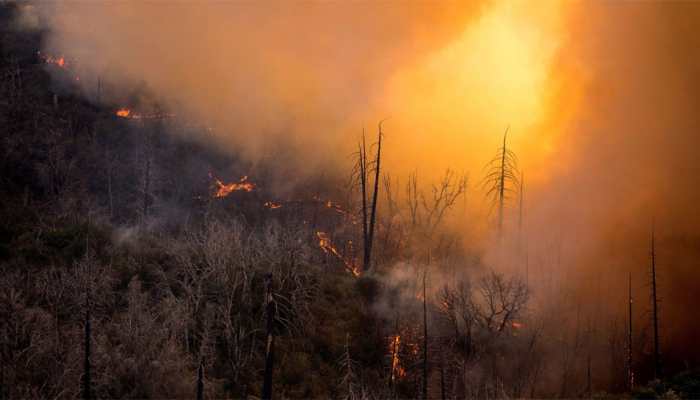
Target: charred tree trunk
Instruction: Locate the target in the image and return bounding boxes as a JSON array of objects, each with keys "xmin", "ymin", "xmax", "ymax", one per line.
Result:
[
  {"xmin": 82, "ymin": 288, "xmax": 92, "ymax": 400},
  {"xmin": 439, "ymin": 350, "xmax": 446, "ymax": 400},
  {"xmin": 358, "ymin": 122, "xmax": 383, "ymax": 273},
  {"xmin": 106, "ymin": 149, "xmax": 114, "ymax": 219},
  {"xmin": 366, "ymin": 122, "xmax": 382, "ymax": 272},
  {"xmin": 262, "ymin": 274, "xmax": 275, "ymax": 400},
  {"xmin": 650, "ymin": 227, "xmax": 662, "ymax": 379},
  {"xmin": 628, "ymin": 272, "xmax": 634, "ymax": 390},
  {"xmin": 422, "ymin": 270, "xmax": 428, "ymax": 400},
  {"xmin": 359, "ymin": 133, "xmax": 369, "ymax": 271},
  {"xmin": 196, "ymin": 358, "xmax": 204, "ymax": 400},
  {"xmin": 497, "ymin": 130, "xmax": 507, "ymax": 236}
]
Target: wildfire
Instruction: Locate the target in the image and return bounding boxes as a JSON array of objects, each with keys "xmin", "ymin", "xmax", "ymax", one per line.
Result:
[
  {"xmin": 264, "ymin": 201, "xmax": 282, "ymax": 209},
  {"xmin": 38, "ymin": 52, "xmax": 68, "ymax": 68},
  {"xmin": 316, "ymin": 231, "xmax": 360, "ymax": 277},
  {"xmin": 389, "ymin": 335, "xmax": 406, "ymax": 382},
  {"xmin": 115, "ymin": 108, "xmax": 175, "ymax": 120},
  {"xmin": 312, "ymin": 196, "xmax": 359, "ymax": 224},
  {"xmin": 211, "ymin": 174, "xmax": 256, "ymax": 198},
  {"xmin": 512, "ymin": 321, "xmax": 524, "ymax": 329}
]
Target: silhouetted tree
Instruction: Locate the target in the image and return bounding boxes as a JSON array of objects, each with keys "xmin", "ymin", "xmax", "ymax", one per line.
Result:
[
  {"xmin": 197, "ymin": 358, "xmax": 204, "ymax": 400},
  {"xmin": 262, "ymin": 274, "xmax": 275, "ymax": 400},
  {"xmin": 82, "ymin": 288, "xmax": 92, "ymax": 400},
  {"xmin": 356, "ymin": 121, "xmax": 384, "ymax": 272},
  {"xmin": 650, "ymin": 225, "xmax": 662, "ymax": 379},
  {"xmin": 482, "ymin": 127, "xmax": 519, "ymax": 237}
]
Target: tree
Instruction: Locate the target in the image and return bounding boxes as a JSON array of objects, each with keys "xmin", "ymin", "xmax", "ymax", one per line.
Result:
[
  {"xmin": 196, "ymin": 358, "xmax": 204, "ymax": 400},
  {"xmin": 261, "ymin": 273, "xmax": 275, "ymax": 400},
  {"xmin": 82, "ymin": 287, "xmax": 92, "ymax": 400},
  {"xmin": 482, "ymin": 127, "xmax": 520, "ymax": 237},
  {"xmin": 422, "ymin": 270, "xmax": 429, "ymax": 400},
  {"xmin": 628, "ymin": 272, "xmax": 634, "ymax": 390},
  {"xmin": 355, "ymin": 121, "xmax": 385, "ymax": 272},
  {"xmin": 650, "ymin": 225, "xmax": 662, "ymax": 379}
]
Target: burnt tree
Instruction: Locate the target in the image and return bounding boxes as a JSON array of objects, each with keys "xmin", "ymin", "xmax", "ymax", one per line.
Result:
[
  {"xmin": 482, "ymin": 127, "xmax": 519, "ymax": 238},
  {"xmin": 196, "ymin": 358, "xmax": 204, "ymax": 400},
  {"xmin": 627, "ymin": 272, "xmax": 634, "ymax": 390},
  {"xmin": 356, "ymin": 121, "xmax": 384, "ymax": 272},
  {"xmin": 261, "ymin": 274, "xmax": 276, "ymax": 400},
  {"xmin": 650, "ymin": 226, "xmax": 662, "ymax": 379}
]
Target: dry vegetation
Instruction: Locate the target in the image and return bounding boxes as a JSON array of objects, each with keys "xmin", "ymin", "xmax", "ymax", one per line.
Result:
[{"xmin": 1, "ymin": 3, "xmax": 698, "ymax": 399}]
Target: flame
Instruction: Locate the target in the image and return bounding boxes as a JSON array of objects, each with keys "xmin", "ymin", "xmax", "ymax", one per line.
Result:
[
  {"xmin": 39, "ymin": 52, "xmax": 67, "ymax": 68},
  {"xmin": 511, "ymin": 321, "xmax": 524, "ymax": 329},
  {"xmin": 264, "ymin": 201, "xmax": 282, "ymax": 209},
  {"xmin": 115, "ymin": 108, "xmax": 175, "ymax": 120},
  {"xmin": 312, "ymin": 195, "xmax": 358, "ymax": 224},
  {"xmin": 389, "ymin": 335, "xmax": 406, "ymax": 381},
  {"xmin": 316, "ymin": 231, "xmax": 360, "ymax": 277},
  {"xmin": 211, "ymin": 174, "xmax": 255, "ymax": 198}
]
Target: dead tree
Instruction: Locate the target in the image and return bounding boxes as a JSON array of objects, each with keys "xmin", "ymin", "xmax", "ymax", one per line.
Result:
[
  {"xmin": 338, "ymin": 333, "xmax": 358, "ymax": 400},
  {"xmin": 197, "ymin": 358, "xmax": 204, "ymax": 400},
  {"xmin": 627, "ymin": 272, "xmax": 634, "ymax": 390},
  {"xmin": 650, "ymin": 226, "xmax": 662, "ymax": 379},
  {"xmin": 140, "ymin": 126, "xmax": 153, "ymax": 226},
  {"xmin": 518, "ymin": 171, "xmax": 524, "ymax": 235},
  {"xmin": 422, "ymin": 269, "xmax": 429, "ymax": 400},
  {"xmin": 82, "ymin": 288, "xmax": 92, "ymax": 400},
  {"xmin": 482, "ymin": 127, "xmax": 520, "ymax": 237},
  {"xmin": 355, "ymin": 121, "xmax": 384, "ymax": 272},
  {"xmin": 261, "ymin": 274, "xmax": 275, "ymax": 400}
]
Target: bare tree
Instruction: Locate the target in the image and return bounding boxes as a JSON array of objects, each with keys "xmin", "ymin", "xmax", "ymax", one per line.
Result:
[
  {"xmin": 355, "ymin": 121, "xmax": 385, "ymax": 272},
  {"xmin": 482, "ymin": 127, "xmax": 520, "ymax": 237},
  {"xmin": 338, "ymin": 333, "xmax": 360, "ymax": 400},
  {"xmin": 628, "ymin": 272, "xmax": 634, "ymax": 390},
  {"xmin": 649, "ymin": 225, "xmax": 662, "ymax": 379},
  {"xmin": 261, "ymin": 273, "xmax": 275, "ymax": 400},
  {"xmin": 422, "ymin": 270, "xmax": 429, "ymax": 400},
  {"xmin": 196, "ymin": 357, "xmax": 204, "ymax": 400},
  {"xmin": 82, "ymin": 287, "xmax": 92, "ymax": 400}
]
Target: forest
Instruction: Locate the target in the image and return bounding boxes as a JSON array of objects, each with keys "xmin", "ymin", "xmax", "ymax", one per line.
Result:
[{"xmin": 2, "ymin": 2, "xmax": 700, "ymax": 399}]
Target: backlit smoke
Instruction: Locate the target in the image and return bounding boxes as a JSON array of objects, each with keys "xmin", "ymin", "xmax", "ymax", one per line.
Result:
[{"xmin": 30, "ymin": 0, "xmax": 700, "ymax": 369}]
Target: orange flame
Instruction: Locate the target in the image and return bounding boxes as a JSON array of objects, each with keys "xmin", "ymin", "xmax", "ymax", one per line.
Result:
[
  {"xmin": 39, "ymin": 52, "xmax": 67, "ymax": 68},
  {"xmin": 512, "ymin": 321, "xmax": 524, "ymax": 329},
  {"xmin": 312, "ymin": 196, "xmax": 359, "ymax": 224},
  {"xmin": 115, "ymin": 108, "xmax": 175, "ymax": 120},
  {"xmin": 264, "ymin": 201, "xmax": 282, "ymax": 209},
  {"xmin": 389, "ymin": 335, "xmax": 406, "ymax": 381},
  {"xmin": 211, "ymin": 175, "xmax": 255, "ymax": 198},
  {"xmin": 316, "ymin": 231, "xmax": 360, "ymax": 277}
]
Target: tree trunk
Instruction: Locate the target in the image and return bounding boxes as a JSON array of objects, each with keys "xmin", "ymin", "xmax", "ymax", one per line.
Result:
[
  {"xmin": 262, "ymin": 274, "xmax": 275, "ymax": 400},
  {"xmin": 82, "ymin": 289, "xmax": 92, "ymax": 400},
  {"xmin": 197, "ymin": 358, "xmax": 204, "ymax": 400},
  {"xmin": 366, "ymin": 123, "xmax": 382, "ymax": 272},
  {"xmin": 628, "ymin": 272, "xmax": 634, "ymax": 390},
  {"xmin": 422, "ymin": 270, "xmax": 428, "ymax": 400},
  {"xmin": 650, "ymin": 227, "xmax": 662, "ymax": 379}
]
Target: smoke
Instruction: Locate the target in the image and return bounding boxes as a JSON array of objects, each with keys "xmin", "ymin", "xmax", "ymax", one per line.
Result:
[
  {"xmin": 31, "ymin": 0, "xmax": 700, "ymax": 372},
  {"xmin": 32, "ymin": 1, "xmax": 490, "ymax": 175},
  {"xmin": 522, "ymin": 1, "xmax": 700, "ymax": 368}
]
